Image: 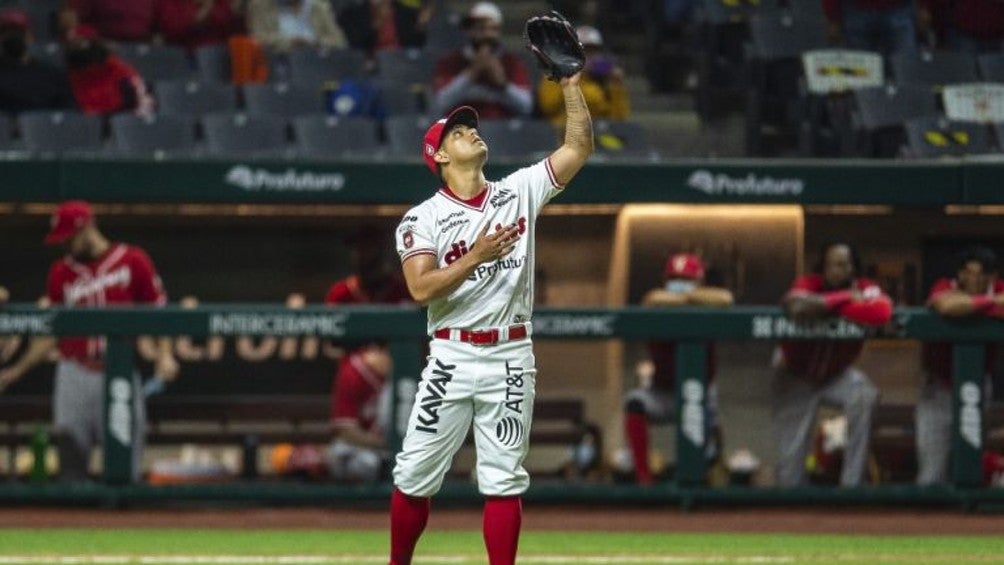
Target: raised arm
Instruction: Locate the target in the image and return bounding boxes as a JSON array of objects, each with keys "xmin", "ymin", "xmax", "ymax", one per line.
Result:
[{"xmin": 548, "ymin": 73, "xmax": 593, "ymax": 187}]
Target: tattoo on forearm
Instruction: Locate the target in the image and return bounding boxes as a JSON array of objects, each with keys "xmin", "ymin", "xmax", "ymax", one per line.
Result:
[{"xmin": 563, "ymin": 87, "xmax": 593, "ymax": 152}]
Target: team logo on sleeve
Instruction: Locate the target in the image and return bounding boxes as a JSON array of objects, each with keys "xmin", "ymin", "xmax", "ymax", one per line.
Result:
[{"xmin": 403, "ymin": 230, "xmax": 414, "ymax": 249}]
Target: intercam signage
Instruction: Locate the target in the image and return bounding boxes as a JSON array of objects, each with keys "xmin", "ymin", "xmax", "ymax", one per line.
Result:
[{"xmin": 208, "ymin": 312, "xmax": 349, "ymax": 337}]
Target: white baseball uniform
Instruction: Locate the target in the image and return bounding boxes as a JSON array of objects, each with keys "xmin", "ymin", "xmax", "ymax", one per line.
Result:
[{"xmin": 393, "ymin": 158, "xmax": 564, "ymax": 497}]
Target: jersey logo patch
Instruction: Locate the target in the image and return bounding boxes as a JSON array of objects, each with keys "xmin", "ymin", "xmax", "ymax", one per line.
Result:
[
  {"xmin": 495, "ymin": 416, "xmax": 524, "ymax": 448},
  {"xmin": 403, "ymin": 230, "xmax": 414, "ymax": 249}
]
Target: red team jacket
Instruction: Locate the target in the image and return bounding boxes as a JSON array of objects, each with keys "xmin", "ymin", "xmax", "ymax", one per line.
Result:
[
  {"xmin": 326, "ymin": 275, "xmax": 410, "ymax": 433},
  {"xmin": 779, "ymin": 274, "xmax": 893, "ymax": 381},
  {"xmin": 47, "ymin": 243, "xmax": 167, "ymax": 370},
  {"xmin": 922, "ymin": 277, "xmax": 1004, "ymax": 388}
]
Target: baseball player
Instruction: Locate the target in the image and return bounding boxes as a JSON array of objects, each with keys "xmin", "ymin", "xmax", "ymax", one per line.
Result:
[
  {"xmin": 920, "ymin": 246, "xmax": 1004, "ymax": 485},
  {"xmin": 0, "ymin": 200, "xmax": 178, "ymax": 482},
  {"xmin": 324, "ymin": 227, "xmax": 412, "ymax": 482},
  {"xmin": 774, "ymin": 241, "xmax": 892, "ymax": 487},
  {"xmin": 624, "ymin": 253, "xmax": 733, "ymax": 485},
  {"xmin": 388, "ymin": 71, "xmax": 592, "ymax": 564}
]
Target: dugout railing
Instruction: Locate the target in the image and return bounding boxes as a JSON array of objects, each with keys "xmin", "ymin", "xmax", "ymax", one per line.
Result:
[{"xmin": 0, "ymin": 304, "xmax": 1003, "ymax": 508}]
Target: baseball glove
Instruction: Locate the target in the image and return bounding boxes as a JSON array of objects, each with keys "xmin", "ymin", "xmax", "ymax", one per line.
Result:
[{"xmin": 524, "ymin": 11, "xmax": 585, "ymax": 82}]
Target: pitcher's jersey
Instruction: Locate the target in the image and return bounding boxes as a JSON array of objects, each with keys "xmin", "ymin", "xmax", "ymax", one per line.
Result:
[{"xmin": 396, "ymin": 158, "xmax": 564, "ymax": 333}]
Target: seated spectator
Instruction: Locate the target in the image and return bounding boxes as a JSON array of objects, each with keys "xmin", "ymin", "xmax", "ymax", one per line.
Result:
[
  {"xmin": 823, "ymin": 0, "xmax": 918, "ymax": 54},
  {"xmin": 432, "ymin": 2, "xmax": 532, "ymax": 119},
  {"xmin": 65, "ymin": 27, "xmax": 154, "ymax": 116},
  {"xmin": 246, "ymin": 0, "xmax": 347, "ymax": 51},
  {"xmin": 156, "ymin": 0, "xmax": 243, "ymax": 52},
  {"xmin": 538, "ymin": 26, "xmax": 629, "ymax": 128},
  {"xmin": 0, "ymin": 9, "xmax": 75, "ymax": 114},
  {"xmin": 774, "ymin": 242, "xmax": 891, "ymax": 487},
  {"xmin": 337, "ymin": 0, "xmax": 429, "ymax": 56},
  {"xmin": 67, "ymin": 0, "xmax": 156, "ymax": 42},
  {"xmin": 927, "ymin": 0, "xmax": 1004, "ymax": 53},
  {"xmin": 919, "ymin": 246, "xmax": 1003, "ymax": 485}
]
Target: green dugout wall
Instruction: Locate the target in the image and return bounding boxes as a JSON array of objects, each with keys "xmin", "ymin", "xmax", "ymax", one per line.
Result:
[{"xmin": 0, "ymin": 305, "xmax": 999, "ymax": 506}]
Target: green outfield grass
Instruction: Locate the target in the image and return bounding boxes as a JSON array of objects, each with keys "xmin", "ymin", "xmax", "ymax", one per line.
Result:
[{"xmin": 0, "ymin": 529, "xmax": 1002, "ymax": 564}]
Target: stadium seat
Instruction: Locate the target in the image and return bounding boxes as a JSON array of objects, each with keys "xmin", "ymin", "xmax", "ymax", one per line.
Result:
[
  {"xmin": 16, "ymin": 0, "xmax": 61, "ymax": 41},
  {"xmin": 243, "ymin": 82, "xmax": 325, "ymax": 118},
  {"xmin": 116, "ymin": 43, "xmax": 195, "ymax": 83},
  {"xmin": 155, "ymin": 80, "xmax": 239, "ymax": 117},
  {"xmin": 978, "ymin": 52, "xmax": 1004, "ymax": 82},
  {"xmin": 194, "ymin": 44, "xmax": 231, "ymax": 83},
  {"xmin": 18, "ymin": 111, "xmax": 103, "ymax": 156},
  {"xmin": 28, "ymin": 41, "xmax": 63, "ymax": 70},
  {"xmin": 378, "ymin": 79, "xmax": 426, "ymax": 116},
  {"xmin": 383, "ymin": 114, "xmax": 429, "ymax": 159},
  {"xmin": 903, "ymin": 116, "xmax": 992, "ymax": 158},
  {"xmin": 890, "ymin": 51, "xmax": 979, "ymax": 90},
  {"xmin": 110, "ymin": 114, "xmax": 199, "ymax": 158},
  {"xmin": 201, "ymin": 112, "xmax": 290, "ymax": 158},
  {"xmin": 593, "ymin": 120, "xmax": 657, "ymax": 160},
  {"xmin": 0, "ymin": 114, "xmax": 21, "ymax": 152},
  {"xmin": 423, "ymin": 10, "xmax": 465, "ymax": 56},
  {"xmin": 291, "ymin": 114, "xmax": 380, "ymax": 160},
  {"xmin": 376, "ymin": 48, "xmax": 433, "ymax": 90},
  {"xmin": 745, "ymin": 12, "xmax": 827, "ymax": 156},
  {"xmin": 477, "ymin": 119, "xmax": 557, "ymax": 161},
  {"xmin": 851, "ymin": 85, "xmax": 938, "ymax": 157},
  {"xmin": 692, "ymin": 0, "xmax": 781, "ymax": 120},
  {"xmin": 287, "ymin": 47, "xmax": 368, "ymax": 88}
]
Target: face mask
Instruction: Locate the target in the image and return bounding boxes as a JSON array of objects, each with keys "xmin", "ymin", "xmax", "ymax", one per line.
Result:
[{"xmin": 665, "ymin": 280, "xmax": 697, "ymax": 293}]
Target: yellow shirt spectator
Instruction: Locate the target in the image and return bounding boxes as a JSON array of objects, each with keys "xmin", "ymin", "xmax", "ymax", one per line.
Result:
[{"xmin": 537, "ymin": 26, "xmax": 630, "ymax": 126}]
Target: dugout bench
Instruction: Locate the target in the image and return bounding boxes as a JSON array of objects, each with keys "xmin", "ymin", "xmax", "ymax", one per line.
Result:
[{"xmin": 0, "ymin": 394, "xmax": 591, "ymax": 481}]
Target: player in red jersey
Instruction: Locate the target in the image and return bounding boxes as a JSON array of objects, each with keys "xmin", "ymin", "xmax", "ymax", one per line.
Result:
[
  {"xmin": 0, "ymin": 200, "xmax": 178, "ymax": 481},
  {"xmin": 774, "ymin": 241, "xmax": 892, "ymax": 487},
  {"xmin": 623, "ymin": 253, "xmax": 733, "ymax": 485},
  {"xmin": 324, "ymin": 227, "xmax": 411, "ymax": 482},
  {"xmin": 920, "ymin": 246, "xmax": 1004, "ymax": 485}
]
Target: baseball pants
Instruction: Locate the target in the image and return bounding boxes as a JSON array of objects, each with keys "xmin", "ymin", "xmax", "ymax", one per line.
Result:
[
  {"xmin": 53, "ymin": 360, "xmax": 145, "ymax": 482},
  {"xmin": 771, "ymin": 366, "xmax": 879, "ymax": 487},
  {"xmin": 393, "ymin": 337, "xmax": 536, "ymax": 497}
]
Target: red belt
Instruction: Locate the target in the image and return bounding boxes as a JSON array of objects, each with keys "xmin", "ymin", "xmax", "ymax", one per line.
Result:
[{"xmin": 433, "ymin": 323, "xmax": 528, "ymax": 345}]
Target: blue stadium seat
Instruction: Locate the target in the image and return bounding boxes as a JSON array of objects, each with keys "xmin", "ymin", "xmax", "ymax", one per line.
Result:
[{"xmin": 376, "ymin": 48, "xmax": 433, "ymax": 89}]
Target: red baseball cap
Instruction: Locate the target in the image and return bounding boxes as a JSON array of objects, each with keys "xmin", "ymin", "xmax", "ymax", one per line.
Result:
[
  {"xmin": 422, "ymin": 106, "xmax": 479, "ymax": 175},
  {"xmin": 664, "ymin": 253, "xmax": 705, "ymax": 280},
  {"xmin": 45, "ymin": 200, "xmax": 93, "ymax": 245}
]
